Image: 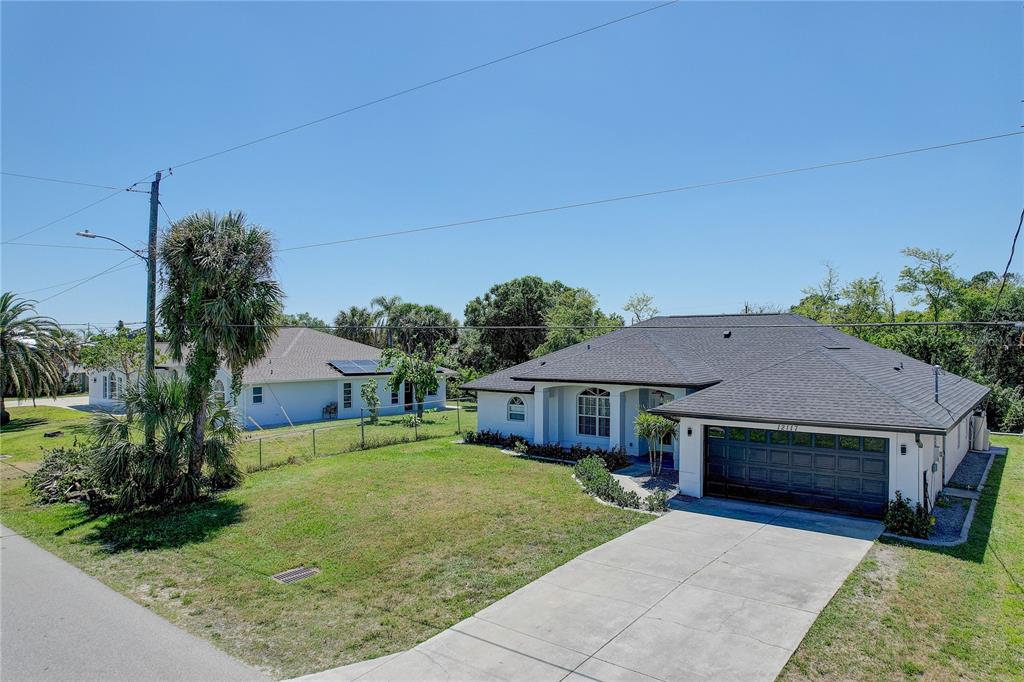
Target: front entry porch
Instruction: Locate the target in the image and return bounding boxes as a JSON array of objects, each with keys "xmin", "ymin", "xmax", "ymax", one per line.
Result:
[{"xmin": 530, "ymin": 382, "xmax": 688, "ymax": 466}]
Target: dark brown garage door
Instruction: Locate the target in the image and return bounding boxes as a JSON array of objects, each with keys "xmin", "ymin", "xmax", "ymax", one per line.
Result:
[{"xmin": 704, "ymin": 425, "xmax": 890, "ymax": 518}]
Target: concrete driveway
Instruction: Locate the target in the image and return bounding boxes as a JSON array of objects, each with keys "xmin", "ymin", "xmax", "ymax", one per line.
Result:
[{"xmin": 302, "ymin": 498, "xmax": 881, "ymax": 682}]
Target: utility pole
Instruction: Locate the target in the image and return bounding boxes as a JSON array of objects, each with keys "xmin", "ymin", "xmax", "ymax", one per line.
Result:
[
  {"xmin": 144, "ymin": 171, "xmax": 161, "ymax": 446},
  {"xmin": 145, "ymin": 166, "xmax": 160, "ymax": 374}
]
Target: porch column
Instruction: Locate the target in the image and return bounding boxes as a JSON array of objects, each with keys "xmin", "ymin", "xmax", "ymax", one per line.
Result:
[
  {"xmin": 534, "ymin": 386, "xmax": 548, "ymax": 443},
  {"xmin": 608, "ymin": 388, "xmax": 625, "ymax": 451}
]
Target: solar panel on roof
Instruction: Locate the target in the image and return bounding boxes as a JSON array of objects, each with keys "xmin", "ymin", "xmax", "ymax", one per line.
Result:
[
  {"xmin": 330, "ymin": 359, "xmax": 394, "ymax": 375},
  {"xmin": 329, "ymin": 360, "xmax": 362, "ymax": 375}
]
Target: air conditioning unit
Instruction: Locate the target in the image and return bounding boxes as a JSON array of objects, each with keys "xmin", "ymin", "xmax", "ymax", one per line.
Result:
[{"xmin": 970, "ymin": 411, "xmax": 990, "ymax": 452}]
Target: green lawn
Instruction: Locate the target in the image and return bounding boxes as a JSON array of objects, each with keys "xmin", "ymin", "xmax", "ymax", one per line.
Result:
[
  {"xmin": 782, "ymin": 434, "xmax": 1024, "ymax": 681},
  {"xmin": 0, "ymin": 431, "xmax": 647, "ymax": 678},
  {"xmin": 0, "ymin": 406, "xmax": 93, "ymax": 471},
  {"xmin": 238, "ymin": 405, "xmax": 477, "ymax": 471}
]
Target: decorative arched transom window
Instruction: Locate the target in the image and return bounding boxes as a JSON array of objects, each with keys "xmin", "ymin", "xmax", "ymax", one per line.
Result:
[
  {"xmin": 212, "ymin": 379, "xmax": 226, "ymax": 404},
  {"xmin": 507, "ymin": 396, "xmax": 526, "ymax": 422},
  {"xmin": 577, "ymin": 388, "xmax": 610, "ymax": 437}
]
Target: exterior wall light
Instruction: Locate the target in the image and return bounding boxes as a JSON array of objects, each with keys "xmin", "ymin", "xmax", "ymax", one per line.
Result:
[
  {"xmin": 900, "ymin": 444, "xmax": 907, "ymax": 456},
  {"xmin": 687, "ymin": 427, "xmax": 693, "ymax": 437}
]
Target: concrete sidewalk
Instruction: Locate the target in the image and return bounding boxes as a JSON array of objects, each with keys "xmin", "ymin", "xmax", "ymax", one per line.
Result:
[
  {"xmin": 301, "ymin": 498, "xmax": 881, "ymax": 682},
  {"xmin": 1, "ymin": 525, "xmax": 266, "ymax": 682}
]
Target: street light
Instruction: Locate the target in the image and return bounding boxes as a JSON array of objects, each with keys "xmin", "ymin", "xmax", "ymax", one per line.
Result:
[{"xmin": 75, "ymin": 230, "xmax": 148, "ymax": 262}]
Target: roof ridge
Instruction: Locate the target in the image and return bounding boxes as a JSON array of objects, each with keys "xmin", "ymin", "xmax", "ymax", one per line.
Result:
[
  {"xmin": 648, "ymin": 312, "xmax": 795, "ymax": 320},
  {"xmin": 813, "ymin": 347, "xmax": 946, "ymax": 430},
  {"xmin": 280, "ymin": 327, "xmax": 303, "ymax": 357},
  {"xmin": 526, "ymin": 326, "xmax": 644, "ymax": 365}
]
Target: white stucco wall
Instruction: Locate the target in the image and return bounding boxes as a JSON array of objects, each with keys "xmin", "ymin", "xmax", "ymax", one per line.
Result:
[
  {"xmin": 476, "ymin": 391, "xmax": 534, "ymax": 440},
  {"xmin": 943, "ymin": 417, "xmax": 971, "ymax": 485},
  {"xmin": 239, "ymin": 376, "xmax": 447, "ymax": 429},
  {"xmin": 675, "ymin": 416, "xmax": 948, "ymax": 508},
  {"xmin": 240, "ymin": 379, "xmax": 339, "ymax": 427}
]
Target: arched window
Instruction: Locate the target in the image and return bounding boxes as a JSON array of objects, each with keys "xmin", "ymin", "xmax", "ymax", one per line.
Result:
[
  {"xmin": 507, "ymin": 396, "xmax": 526, "ymax": 422},
  {"xmin": 577, "ymin": 388, "xmax": 610, "ymax": 437},
  {"xmin": 212, "ymin": 379, "xmax": 226, "ymax": 404},
  {"xmin": 108, "ymin": 372, "xmax": 118, "ymax": 400},
  {"xmin": 101, "ymin": 374, "xmax": 108, "ymax": 400}
]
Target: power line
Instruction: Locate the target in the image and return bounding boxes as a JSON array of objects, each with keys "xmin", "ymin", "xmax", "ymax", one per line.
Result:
[
  {"xmin": 97, "ymin": 320, "xmax": 1023, "ymax": 331},
  {"xmin": 36, "ymin": 256, "xmax": 140, "ymax": 303},
  {"xmin": 277, "ymin": 131, "xmax": 1024, "ymax": 253},
  {"xmin": 1, "ymin": 242, "xmax": 123, "ymax": 251},
  {"xmin": 164, "ymin": 1, "xmax": 679, "ymax": 172},
  {"xmin": 19, "ymin": 262, "xmax": 142, "ymax": 295},
  {"xmin": 992, "ymin": 207, "xmax": 1024, "ymax": 316},
  {"xmin": 1, "ymin": 171, "xmax": 149, "ymax": 192},
  {"xmin": 2, "ymin": 4, "xmax": 672, "ymax": 246},
  {"xmin": 158, "ymin": 200, "xmax": 173, "ymax": 226},
  {"xmin": 2, "ymin": 172, "xmax": 156, "ymax": 244}
]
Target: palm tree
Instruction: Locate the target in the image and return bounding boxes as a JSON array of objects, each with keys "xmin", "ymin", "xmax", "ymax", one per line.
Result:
[
  {"xmin": 159, "ymin": 211, "xmax": 283, "ymax": 496},
  {"xmin": 370, "ymin": 295, "xmax": 402, "ymax": 347},
  {"xmin": 333, "ymin": 305, "xmax": 376, "ymax": 345},
  {"xmin": 91, "ymin": 374, "xmax": 241, "ymax": 509},
  {"xmin": 0, "ymin": 292, "xmax": 68, "ymax": 425}
]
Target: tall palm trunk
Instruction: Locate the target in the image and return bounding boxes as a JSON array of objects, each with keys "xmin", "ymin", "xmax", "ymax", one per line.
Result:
[{"xmin": 189, "ymin": 397, "xmax": 208, "ymax": 480}]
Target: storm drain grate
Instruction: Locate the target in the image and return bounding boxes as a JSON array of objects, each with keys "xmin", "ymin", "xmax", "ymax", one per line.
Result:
[{"xmin": 272, "ymin": 566, "xmax": 320, "ymax": 584}]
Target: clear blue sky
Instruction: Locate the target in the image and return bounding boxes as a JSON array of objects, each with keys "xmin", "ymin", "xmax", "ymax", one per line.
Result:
[{"xmin": 2, "ymin": 1, "xmax": 1021, "ymax": 329}]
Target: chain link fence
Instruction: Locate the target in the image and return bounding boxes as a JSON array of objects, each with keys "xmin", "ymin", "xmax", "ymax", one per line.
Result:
[{"xmin": 237, "ymin": 397, "xmax": 477, "ymax": 472}]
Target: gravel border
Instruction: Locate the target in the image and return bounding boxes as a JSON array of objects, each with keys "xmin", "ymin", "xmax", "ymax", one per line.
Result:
[
  {"xmin": 883, "ymin": 450, "xmax": 996, "ymax": 547},
  {"xmin": 947, "ymin": 450, "xmax": 991, "ymax": 490}
]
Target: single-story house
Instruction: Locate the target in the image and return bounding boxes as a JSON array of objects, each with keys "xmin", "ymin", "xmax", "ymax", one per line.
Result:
[
  {"xmin": 462, "ymin": 313, "xmax": 991, "ymax": 518},
  {"xmin": 87, "ymin": 327, "xmax": 448, "ymax": 428}
]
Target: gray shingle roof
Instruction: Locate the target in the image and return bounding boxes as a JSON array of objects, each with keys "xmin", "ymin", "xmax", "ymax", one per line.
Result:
[
  {"xmin": 241, "ymin": 328, "xmax": 381, "ymax": 383},
  {"xmin": 462, "ymin": 313, "xmax": 989, "ymax": 432}
]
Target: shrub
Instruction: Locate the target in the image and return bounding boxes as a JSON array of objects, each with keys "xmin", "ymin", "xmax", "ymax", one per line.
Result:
[
  {"xmin": 645, "ymin": 490, "xmax": 670, "ymax": 512},
  {"xmin": 29, "ymin": 445, "xmax": 103, "ymax": 505},
  {"xmin": 884, "ymin": 491, "xmax": 934, "ymax": 538},
  {"xmin": 572, "ymin": 456, "xmax": 649, "ymax": 510},
  {"xmin": 401, "ymin": 414, "xmax": 422, "ymax": 428},
  {"xmin": 462, "ymin": 430, "xmax": 630, "ymax": 470}
]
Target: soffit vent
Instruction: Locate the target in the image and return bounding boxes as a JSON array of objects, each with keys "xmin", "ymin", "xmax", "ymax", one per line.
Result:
[{"xmin": 272, "ymin": 566, "xmax": 320, "ymax": 584}]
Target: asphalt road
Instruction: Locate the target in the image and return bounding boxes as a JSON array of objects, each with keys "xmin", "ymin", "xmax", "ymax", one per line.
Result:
[{"xmin": 1, "ymin": 525, "xmax": 267, "ymax": 681}]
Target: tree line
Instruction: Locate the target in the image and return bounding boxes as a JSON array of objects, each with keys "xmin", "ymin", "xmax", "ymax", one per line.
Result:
[
  {"xmin": 292, "ymin": 247, "xmax": 1021, "ymax": 429},
  {"xmin": 787, "ymin": 247, "xmax": 1021, "ymax": 430}
]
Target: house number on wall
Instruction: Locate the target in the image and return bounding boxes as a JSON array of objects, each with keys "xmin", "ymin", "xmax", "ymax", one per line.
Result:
[{"xmin": 776, "ymin": 424, "xmax": 799, "ymax": 431}]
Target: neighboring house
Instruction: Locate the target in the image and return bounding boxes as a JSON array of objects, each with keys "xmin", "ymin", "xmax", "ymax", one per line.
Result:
[
  {"xmin": 87, "ymin": 328, "xmax": 448, "ymax": 428},
  {"xmin": 462, "ymin": 313, "xmax": 991, "ymax": 518}
]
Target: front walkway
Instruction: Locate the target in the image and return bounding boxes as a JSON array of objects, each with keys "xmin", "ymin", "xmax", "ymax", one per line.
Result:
[
  {"xmin": 8, "ymin": 394, "xmax": 90, "ymax": 409},
  {"xmin": 1, "ymin": 525, "xmax": 266, "ymax": 681},
  {"xmin": 299, "ymin": 498, "xmax": 882, "ymax": 682}
]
